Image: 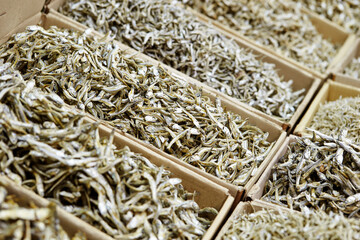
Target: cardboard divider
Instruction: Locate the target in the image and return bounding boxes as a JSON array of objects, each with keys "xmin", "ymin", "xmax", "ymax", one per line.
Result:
[
  {"xmin": 332, "ymin": 72, "xmax": 360, "ymax": 89},
  {"xmin": 215, "ymin": 199, "xmax": 296, "ymax": 240},
  {"xmin": 0, "ymin": 7, "xmax": 236, "ymax": 239},
  {"xmin": 41, "ymin": 11, "xmax": 288, "ymax": 201},
  {"xmin": 331, "ymin": 38, "xmax": 360, "ymax": 86},
  {"xmin": 246, "ymin": 136, "xmax": 294, "ymax": 200},
  {"xmin": 294, "ymin": 80, "xmax": 360, "ymax": 136},
  {"xmin": 185, "ymin": 4, "xmax": 356, "ymax": 80},
  {"xmin": 0, "ymin": 175, "xmax": 114, "ymax": 240},
  {"xmin": 47, "ymin": 0, "xmax": 321, "ymax": 132}
]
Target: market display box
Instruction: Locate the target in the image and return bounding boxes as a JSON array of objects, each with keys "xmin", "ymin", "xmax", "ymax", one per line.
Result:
[
  {"xmin": 214, "ymin": 200, "xmax": 295, "ymax": 240},
  {"xmin": 294, "ymin": 80, "xmax": 360, "ymax": 136},
  {"xmin": 186, "ymin": 3, "xmax": 356, "ymax": 81},
  {"xmin": 47, "ymin": 0, "xmax": 321, "ymax": 132},
  {"xmin": 41, "ymin": 9, "xmax": 288, "ymax": 201},
  {"xmin": 331, "ymin": 38, "xmax": 360, "ymax": 87},
  {"xmin": 0, "ymin": 1, "xmax": 237, "ymax": 238}
]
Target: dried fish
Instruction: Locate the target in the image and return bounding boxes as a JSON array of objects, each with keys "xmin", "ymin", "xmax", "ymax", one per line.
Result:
[
  {"xmin": 343, "ymin": 57, "xmax": 360, "ymax": 79},
  {"xmin": 309, "ymin": 96, "xmax": 360, "ymax": 144},
  {"xmin": 58, "ymin": 0, "xmax": 305, "ymax": 121},
  {"xmin": 0, "ymin": 63, "xmax": 216, "ymax": 238},
  {"xmin": 183, "ymin": 0, "xmax": 340, "ymax": 73},
  {"xmin": 0, "ymin": 183, "xmax": 85, "ymax": 240},
  {"xmin": 222, "ymin": 207, "xmax": 360, "ymax": 239},
  {"xmin": 293, "ymin": 0, "xmax": 360, "ymax": 35},
  {"xmin": 262, "ymin": 130, "xmax": 360, "ymax": 218},
  {"xmin": 0, "ymin": 26, "xmax": 275, "ymax": 188}
]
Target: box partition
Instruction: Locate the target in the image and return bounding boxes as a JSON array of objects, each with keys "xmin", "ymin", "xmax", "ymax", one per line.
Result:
[
  {"xmin": 246, "ymin": 136, "xmax": 293, "ymax": 200},
  {"xmin": 0, "ymin": 10, "xmax": 235, "ymax": 240},
  {"xmin": 186, "ymin": 4, "xmax": 356, "ymax": 80},
  {"xmin": 294, "ymin": 80, "xmax": 360, "ymax": 136},
  {"xmin": 47, "ymin": 0, "xmax": 321, "ymax": 132},
  {"xmin": 215, "ymin": 199, "xmax": 296, "ymax": 240}
]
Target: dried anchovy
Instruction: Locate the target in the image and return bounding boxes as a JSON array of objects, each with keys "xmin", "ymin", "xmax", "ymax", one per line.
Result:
[
  {"xmin": 183, "ymin": 0, "xmax": 339, "ymax": 74},
  {"xmin": 0, "ymin": 184, "xmax": 85, "ymax": 240},
  {"xmin": 343, "ymin": 57, "xmax": 360, "ymax": 79},
  {"xmin": 0, "ymin": 26, "xmax": 275, "ymax": 188},
  {"xmin": 0, "ymin": 63, "xmax": 216, "ymax": 239},
  {"xmin": 309, "ymin": 96, "xmax": 360, "ymax": 144},
  {"xmin": 262, "ymin": 130, "xmax": 360, "ymax": 218},
  {"xmin": 294, "ymin": 0, "xmax": 360, "ymax": 35},
  {"xmin": 58, "ymin": 0, "xmax": 305, "ymax": 121},
  {"xmin": 222, "ymin": 207, "xmax": 360, "ymax": 239}
]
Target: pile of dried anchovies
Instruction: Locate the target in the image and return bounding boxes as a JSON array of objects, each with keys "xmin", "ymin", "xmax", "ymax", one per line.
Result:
[
  {"xmin": 262, "ymin": 130, "xmax": 360, "ymax": 218},
  {"xmin": 309, "ymin": 96, "xmax": 360, "ymax": 144},
  {"xmin": 58, "ymin": 0, "xmax": 305, "ymax": 121},
  {"xmin": 0, "ymin": 26, "xmax": 275, "ymax": 187},
  {"xmin": 0, "ymin": 63, "xmax": 215, "ymax": 238},
  {"xmin": 183, "ymin": 0, "xmax": 339, "ymax": 74},
  {"xmin": 294, "ymin": 0, "xmax": 360, "ymax": 35},
  {"xmin": 0, "ymin": 183, "xmax": 85, "ymax": 239},
  {"xmin": 222, "ymin": 207, "xmax": 360, "ymax": 239},
  {"xmin": 343, "ymin": 57, "xmax": 360, "ymax": 79}
]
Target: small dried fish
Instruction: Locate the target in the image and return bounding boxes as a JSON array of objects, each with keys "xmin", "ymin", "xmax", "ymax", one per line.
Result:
[
  {"xmin": 183, "ymin": 0, "xmax": 339, "ymax": 73},
  {"xmin": 222, "ymin": 207, "xmax": 360, "ymax": 239},
  {"xmin": 59, "ymin": 0, "xmax": 304, "ymax": 120},
  {"xmin": 262, "ymin": 130, "xmax": 360, "ymax": 218},
  {"xmin": 293, "ymin": 0, "xmax": 360, "ymax": 35},
  {"xmin": 0, "ymin": 63, "xmax": 216, "ymax": 239},
  {"xmin": 309, "ymin": 96, "xmax": 360, "ymax": 144},
  {"xmin": 343, "ymin": 57, "xmax": 360, "ymax": 79},
  {"xmin": 0, "ymin": 26, "xmax": 275, "ymax": 188},
  {"xmin": 0, "ymin": 183, "xmax": 85, "ymax": 240}
]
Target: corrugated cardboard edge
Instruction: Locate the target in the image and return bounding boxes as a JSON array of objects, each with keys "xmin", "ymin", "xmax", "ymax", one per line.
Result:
[
  {"xmin": 0, "ymin": 0, "xmax": 44, "ymax": 39},
  {"xmin": 246, "ymin": 136, "xmax": 294, "ymax": 200},
  {"xmin": 332, "ymin": 72, "xmax": 360, "ymax": 89},
  {"xmin": 0, "ymin": 13, "xmax": 235, "ymax": 240},
  {"xmin": 0, "ymin": 175, "xmax": 114, "ymax": 240},
  {"xmin": 186, "ymin": 5, "xmax": 355, "ymax": 80},
  {"xmin": 331, "ymin": 38, "xmax": 360, "ymax": 74},
  {"xmin": 46, "ymin": 0, "xmax": 322, "ymax": 132},
  {"xmin": 44, "ymin": 11, "xmax": 287, "ymax": 203},
  {"xmin": 215, "ymin": 200, "xmax": 296, "ymax": 240},
  {"xmin": 294, "ymin": 80, "xmax": 360, "ymax": 136}
]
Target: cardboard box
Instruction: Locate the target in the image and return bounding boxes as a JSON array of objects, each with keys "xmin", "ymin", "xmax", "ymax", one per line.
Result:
[
  {"xmin": 40, "ymin": 10, "xmax": 288, "ymax": 202},
  {"xmin": 0, "ymin": 175, "xmax": 114, "ymax": 240},
  {"xmin": 47, "ymin": 0, "xmax": 321, "ymax": 132},
  {"xmin": 246, "ymin": 136, "xmax": 294, "ymax": 200},
  {"xmin": 294, "ymin": 80, "xmax": 360, "ymax": 136},
  {"xmin": 186, "ymin": 4, "xmax": 356, "ymax": 80},
  {"xmin": 0, "ymin": 2, "xmax": 236, "ymax": 238},
  {"xmin": 215, "ymin": 200, "xmax": 295, "ymax": 240}
]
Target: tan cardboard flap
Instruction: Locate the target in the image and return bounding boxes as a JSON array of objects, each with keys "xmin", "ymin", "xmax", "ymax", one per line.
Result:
[{"xmin": 0, "ymin": 0, "xmax": 44, "ymax": 39}]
